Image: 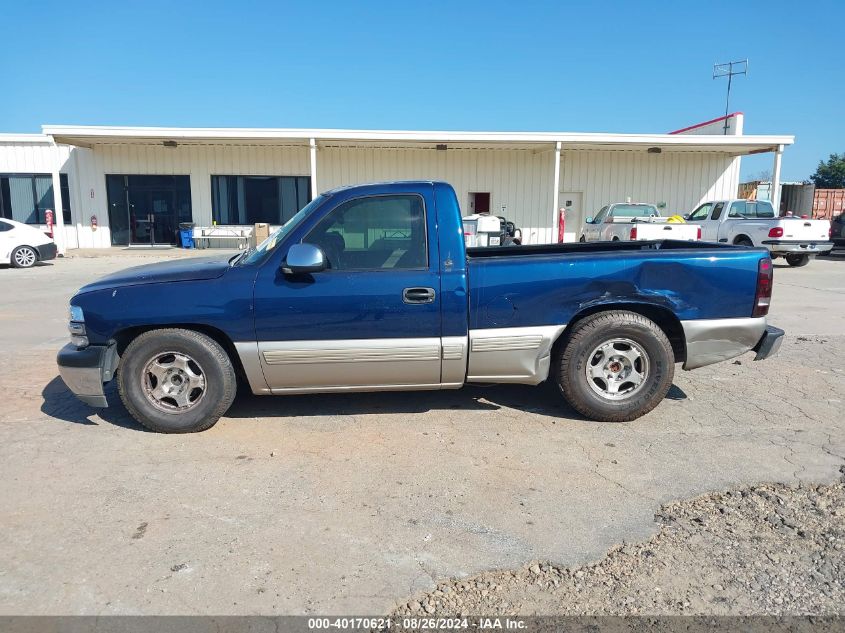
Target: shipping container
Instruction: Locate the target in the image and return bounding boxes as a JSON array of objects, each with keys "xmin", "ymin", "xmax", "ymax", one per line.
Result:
[{"xmin": 812, "ymin": 189, "xmax": 845, "ymax": 220}]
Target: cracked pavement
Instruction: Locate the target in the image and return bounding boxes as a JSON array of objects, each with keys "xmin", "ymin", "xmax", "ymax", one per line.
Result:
[{"xmin": 0, "ymin": 252, "xmax": 843, "ymax": 615}]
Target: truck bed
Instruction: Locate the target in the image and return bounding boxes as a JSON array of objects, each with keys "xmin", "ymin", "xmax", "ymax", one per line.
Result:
[
  {"xmin": 466, "ymin": 239, "xmax": 735, "ymax": 258},
  {"xmin": 466, "ymin": 239, "xmax": 766, "ymax": 330}
]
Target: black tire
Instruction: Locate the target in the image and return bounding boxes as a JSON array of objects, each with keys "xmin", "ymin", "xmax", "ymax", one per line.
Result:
[
  {"xmin": 117, "ymin": 328, "xmax": 237, "ymax": 433},
  {"xmin": 11, "ymin": 245, "xmax": 38, "ymax": 268},
  {"xmin": 735, "ymin": 237, "xmax": 753, "ymax": 247},
  {"xmin": 555, "ymin": 311, "xmax": 675, "ymax": 422},
  {"xmin": 785, "ymin": 254, "xmax": 810, "ymax": 267}
]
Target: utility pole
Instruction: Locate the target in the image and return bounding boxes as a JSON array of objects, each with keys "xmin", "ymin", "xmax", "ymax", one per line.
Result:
[{"xmin": 713, "ymin": 60, "xmax": 748, "ymax": 134}]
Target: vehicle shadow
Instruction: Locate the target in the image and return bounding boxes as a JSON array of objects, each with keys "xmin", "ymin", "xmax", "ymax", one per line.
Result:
[
  {"xmin": 41, "ymin": 374, "xmax": 690, "ymax": 429},
  {"xmin": 41, "ymin": 375, "xmax": 150, "ymax": 432}
]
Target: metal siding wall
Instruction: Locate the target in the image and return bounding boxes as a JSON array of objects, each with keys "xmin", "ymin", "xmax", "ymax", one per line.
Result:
[
  {"xmin": 317, "ymin": 147, "xmax": 555, "ymax": 244},
  {"xmin": 0, "ymin": 140, "xmax": 79, "ymax": 246},
  {"xmin": 559, "ymin": 150, "xmax": 739, "ymax": 237}
]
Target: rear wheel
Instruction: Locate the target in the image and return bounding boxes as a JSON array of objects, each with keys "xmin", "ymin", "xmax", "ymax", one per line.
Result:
[
  {"xmin": 11, "ymin": 245, "xmax": 37, "ymax": 268},
  {"xmin": 117, "ymin": 328, "xmax": 237, "ymax": 433},
  {"xmin": 555, "ymin": 311, "xmax": 675, "ymax": 422},
  {"xmin": 785, "ymin": 254, "xmax": 810, "ymax": 267},
  {"xmin": 735, "ymin": 237, "xmax": 753, "ymax": 247}
]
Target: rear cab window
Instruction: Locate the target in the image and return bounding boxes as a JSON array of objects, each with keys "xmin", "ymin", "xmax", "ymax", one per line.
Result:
[
  {"xmin": 729, "ymin": 201, "xmax": 775, "ymax": 219},
  {"xmin": 611, "ymin": 204, "xmax": 659, "ymax": 219}
]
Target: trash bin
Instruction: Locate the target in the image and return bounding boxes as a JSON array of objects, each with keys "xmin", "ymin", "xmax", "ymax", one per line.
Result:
[{"xmin": 178, "ymin": 223, "xmax": 195, "ymax": 249}]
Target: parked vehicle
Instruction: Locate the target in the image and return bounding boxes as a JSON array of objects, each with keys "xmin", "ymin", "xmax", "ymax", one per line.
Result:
[
  {"xmin": 0, "ymin": 218, "xmax": 58, "ymax": 268},
  {"xmin": 579, "ymin": 203, "xmax": 701, "ymax": 243},
  {"xmin": 463, "ymin": 214, "xmax": 522, "ymax": 246},
  {"xmin": 688, "ymin": 199, "xmax": 833, "ymax": 267},
  {"xmin": 57, "ymin": 181, "xmax": 784, "ymax": 433},
  {"xmin": 830, "ymin": 211, "xmax": 845, "ymax": 247}
]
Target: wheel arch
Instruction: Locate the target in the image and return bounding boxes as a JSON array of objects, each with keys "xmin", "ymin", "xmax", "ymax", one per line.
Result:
[
  {"xmin": 733, "ymin": 234, "xmax": 753, "ymax": 245},
  {"xmin": 551, "ymin": 303, "xmax": 686, "ymax": 365},
  {"xmin": 112, "ymin": 324, "xmax": 248, "ymax": 386}
]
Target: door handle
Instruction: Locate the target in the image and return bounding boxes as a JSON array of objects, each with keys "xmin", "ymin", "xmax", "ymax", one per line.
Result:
[{"xmin": 403, "ymin": 287, "xmax": 436, "ymax": 304}]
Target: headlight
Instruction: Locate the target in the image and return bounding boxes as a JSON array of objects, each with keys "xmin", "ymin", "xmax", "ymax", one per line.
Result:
[{"xmin": 68, "ymin": 305, "xmax": 88, "ymax": 348}]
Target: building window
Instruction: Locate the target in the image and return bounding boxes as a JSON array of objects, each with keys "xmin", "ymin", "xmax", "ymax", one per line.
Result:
[
  {"xmin": 211, "ymin": 175, "xmax": 311, "ymax": 225},
  {"xmin": 0, "ymin": 174, "xmax": 55, "ymax": 224},
  {"xmin": 60, "ymin": 174, "xmax": 72, "ymax": 224}
]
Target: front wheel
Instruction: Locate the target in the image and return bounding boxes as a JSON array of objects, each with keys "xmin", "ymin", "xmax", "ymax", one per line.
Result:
[
  {"xmin": 117, "ymin": 328, "xmax": 237, "ymax": 433},
  {"xmin": 785, "ymin": 254, "xmax": 810, "ymax": 267},
  {"xmin": 555, "ymin": 311, "xmax": 675, "ymax": 422},
  {"xmin": 11, "ymin": 245, "xmax": 38, "ymax": 268}
]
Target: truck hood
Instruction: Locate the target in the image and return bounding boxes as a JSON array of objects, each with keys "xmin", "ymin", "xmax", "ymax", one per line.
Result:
[{"xmin": 77, "ymin": 255, "xmax": 233, "ymax": 293}]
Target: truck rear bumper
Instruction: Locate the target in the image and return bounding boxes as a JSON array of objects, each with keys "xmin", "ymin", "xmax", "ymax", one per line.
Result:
[
  {"xmin": 752, "ymin": 325, "xmax": 785, "ymax": 361},
  {"xmin": 681, "ymin": 317, "xmax": 769, "ymax": 370},
  {"xmin": 56, "ymin": 343, "xmax": 119, "ymax": 408},
  {"xmin": 762, "ymin": 240, "xmax": 833, "ymax": 255}
]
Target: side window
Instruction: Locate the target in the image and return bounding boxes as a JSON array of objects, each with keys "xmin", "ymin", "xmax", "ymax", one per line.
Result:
[
  {"xmin": 0, "ymin": 220, "xmax": 13, "ymax": 232},
  {"xmin": 728, "ymin": 201, "xmax": 747, "ymax": 218},
  {"xmin": 689, "ymin": 203, "xmax": 713, "ymax": 221},
  {"xmin": 305, "ymin": 195, "xmax": 427, "ymax": 271},
  {"xmin": 593, "ymin": 207, "xmax": 608, "ymax": 223},
  {"xmin": 711, "ymin": 202, "xmax": 725, "ymax": 220}
]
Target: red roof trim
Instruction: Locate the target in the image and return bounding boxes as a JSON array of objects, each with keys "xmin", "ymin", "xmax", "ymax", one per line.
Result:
[{"xmin": 669, "ymin": 112, "xmax": 744, "ymax": 135}]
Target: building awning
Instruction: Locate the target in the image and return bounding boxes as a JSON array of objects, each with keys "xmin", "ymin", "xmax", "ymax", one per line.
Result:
[{"xmin": 42, "ymin": 125, "xmax": 794, "ymax": 156}]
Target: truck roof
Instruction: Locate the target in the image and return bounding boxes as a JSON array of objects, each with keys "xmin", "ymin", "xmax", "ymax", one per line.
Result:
[{"xmin": 323, "ymin": 180, "xmax": 440, "ymax": 196}]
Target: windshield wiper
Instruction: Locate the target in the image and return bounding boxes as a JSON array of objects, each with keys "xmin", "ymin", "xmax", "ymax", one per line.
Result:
[{"xmin": 230, "ymin": 248, "xmax": 253, "ymax": 266}]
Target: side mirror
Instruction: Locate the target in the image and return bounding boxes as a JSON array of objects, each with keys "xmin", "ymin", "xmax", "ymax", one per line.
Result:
[
  {"xmin": 683, "ymin": 214, "xmax": 691, "ymax": 220},
  {"xmin": 282, "ymin": 243, "xmax": 327, "ymax": 275},
  {"xmin": 585, "ymin": 216, "xmax": 594, "ymax": 224}
]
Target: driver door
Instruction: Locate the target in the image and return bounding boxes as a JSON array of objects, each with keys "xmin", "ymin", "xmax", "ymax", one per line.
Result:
[{"xmin": 252, "ymin": 189, "xmax": 443, "ymax": 392}]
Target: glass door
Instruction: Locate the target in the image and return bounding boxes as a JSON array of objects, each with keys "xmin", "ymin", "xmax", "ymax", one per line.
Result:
[{"xmin": 106, "ymin": 175, "xmax": 192, "ymax": 246}]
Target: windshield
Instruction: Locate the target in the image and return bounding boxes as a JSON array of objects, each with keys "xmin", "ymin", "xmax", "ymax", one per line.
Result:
[
  {"xmin": 238, "ymin": 195, "xmax": 327, "ymax": 266},
  {"xmin": 612, "ymin": 204, "xmax": 659, "ymax": 218}
]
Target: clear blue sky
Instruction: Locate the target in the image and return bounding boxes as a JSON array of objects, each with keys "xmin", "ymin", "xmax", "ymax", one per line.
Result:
[{"xmin": 2, "ymin": 0, "xmax": 842, "ymax": 181}]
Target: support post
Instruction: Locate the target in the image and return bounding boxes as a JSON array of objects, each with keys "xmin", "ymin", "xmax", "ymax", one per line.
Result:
[
  {"xmin": 309, "ymin": 138, "xmax": 318, "ymax": 199},
  {"xmin": 51, "ymin": 145, "xmax": 66, "ymax": 255},
  {"xmin": 771, "ymin": 144, "xmax": 784, "ymax": 215},
  {"xmin": 551, "ymin": 141, "xmax": 561, "ymax": 243}
]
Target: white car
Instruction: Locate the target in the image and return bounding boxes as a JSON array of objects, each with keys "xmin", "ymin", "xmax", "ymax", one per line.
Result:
[
  {"xmin": 579, "ymin": 203, "xmax": 701, "ymax": 242},
  {"xmin": 688, "ymin": 199, "xmax": 833, "ymax": 267},
  {"xmin": 0, "ymin": 218, "xmax": 58, "ymax": 268}
]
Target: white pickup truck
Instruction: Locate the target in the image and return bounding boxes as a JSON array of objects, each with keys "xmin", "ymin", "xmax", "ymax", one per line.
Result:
[
  {"xmin": 579, "ymin": 203, "xmax": 701, "ymax": 243},
  {"xmin": 688, "ymin": 199, "xmax": 833, "ymax": 267}
]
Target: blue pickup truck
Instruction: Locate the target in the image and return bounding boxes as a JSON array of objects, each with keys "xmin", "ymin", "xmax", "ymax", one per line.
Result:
[{"xmin": 57, "ymin": 181, "xmax": 784, "ymax": 433}]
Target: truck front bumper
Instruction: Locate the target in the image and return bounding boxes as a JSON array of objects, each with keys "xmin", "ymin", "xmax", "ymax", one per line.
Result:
[
  {"xmin": 56, "ymin": 343, "xmax": 119, "ymax": 408},
  {"xmin": 762, "ymin": 240, "xmax": 833, "ymax": 255}
]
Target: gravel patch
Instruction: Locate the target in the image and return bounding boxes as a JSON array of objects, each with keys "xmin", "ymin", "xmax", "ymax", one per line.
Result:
[{"xmin": 394, "ymin": 475, "xmax": 845, "ymax": 616}]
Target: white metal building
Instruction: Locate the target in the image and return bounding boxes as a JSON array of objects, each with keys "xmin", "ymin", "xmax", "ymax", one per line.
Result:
[{"xmin": 0, "ymin": 114, "xmax": 793, "ymax": 252}]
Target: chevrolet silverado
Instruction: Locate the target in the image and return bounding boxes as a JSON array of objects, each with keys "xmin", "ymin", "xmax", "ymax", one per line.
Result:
[{"xmin": 57, "ymin": 181, "xmax": 784, "ymax": 433}]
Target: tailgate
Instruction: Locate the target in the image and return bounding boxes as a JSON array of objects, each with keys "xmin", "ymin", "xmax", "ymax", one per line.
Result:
[
  {"xmin": 779, "ymin": 219, "xmax": 830, "ymax": 241},
  {"xmin": 636, "ymin": 223, "xmax": 700, "ymax": 240}
]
